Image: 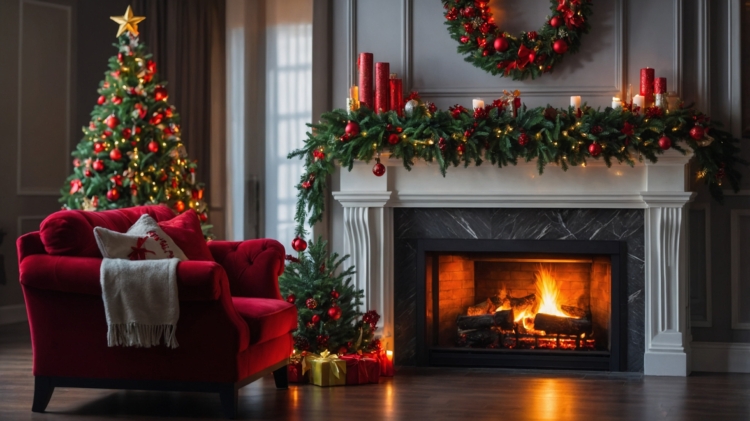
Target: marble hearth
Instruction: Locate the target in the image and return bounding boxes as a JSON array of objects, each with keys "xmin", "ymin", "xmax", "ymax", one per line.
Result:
[{"xmin": 332, "ymin": 149, "xmax": 695, "ymax": 376}]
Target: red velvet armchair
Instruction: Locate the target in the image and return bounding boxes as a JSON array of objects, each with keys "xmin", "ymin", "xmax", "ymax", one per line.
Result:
[{"xmin": 16, "ymin": 206, "xmax": 297, "ymax": 419}]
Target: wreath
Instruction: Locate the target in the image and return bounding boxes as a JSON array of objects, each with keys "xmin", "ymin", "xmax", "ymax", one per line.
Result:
[{"xmin": 442, "ymin": 0, "xmax": 593, "ymax": 80}]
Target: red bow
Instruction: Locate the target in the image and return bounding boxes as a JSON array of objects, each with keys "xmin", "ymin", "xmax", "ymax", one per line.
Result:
[
  {"xmin": 516, "ymin": 44, "xmax": 534, "ymax": 69},
  {"xmin": 128, "ymin": 237, "xmax": 155, "ymax": 261}
]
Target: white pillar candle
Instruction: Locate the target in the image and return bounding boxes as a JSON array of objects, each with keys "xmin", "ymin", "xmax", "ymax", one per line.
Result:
[
  {"xmin": 472, "ymin": 99, "xmax": 484, "ymax": 110},
  {"xmin": 632, "ymin": 95, "xmax": 644, "ymax": 112},
  {"xmin": 611, "ymin": 97, "xmax": 621, "ymax": 109},
  {"xmin": 570, "ymin": 96, "xmax": 581, "ymax": 111}
]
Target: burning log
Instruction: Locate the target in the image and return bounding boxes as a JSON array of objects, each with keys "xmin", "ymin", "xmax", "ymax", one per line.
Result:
[
  {"xmin": 509, "ymin": 293, "xmax": 536, "ymax": 310},
  {"xmin": 456, "ymin": 310, "xmax": 514, "ymax": 331},
  {"xmin": 467, "ymin": 298, "xmax": 494, "ymax": 316},
  {"xmin": 533, "ymin": 313, "xmax": 592, "ymax": 336},
  {"xmin": 460, "ymin": 329, "xmax": 499, "ymax": 348},
  {"xmin": 561, "ymin": 305, "xmax": 588, "ymax": 319}
]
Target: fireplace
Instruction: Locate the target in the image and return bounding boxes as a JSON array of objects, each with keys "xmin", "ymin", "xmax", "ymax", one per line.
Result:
[{"xmin": 416, "ymin": 239, "xmax": 626, "ymax": 371}]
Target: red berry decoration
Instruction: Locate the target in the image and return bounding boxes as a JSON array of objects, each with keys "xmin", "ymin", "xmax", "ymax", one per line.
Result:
[
  {"xmin": 112, "ymin": 96, "xmax": 122, "ymax": 105},
  {"xmin": 550, "ymin": 16, "xmax": 562, "ymax": 28},
  {"xmin": 327, "ymin": 305, "xmax": 342, "ymax": 321},
  {"xmin": 286, "ymin": 294, "xmax": 295, "ymax": 304},
  {"xmin": 306, "ymin": 298, "xmax": 317, "ymax": 309},
  {"xmin": 122, "ymin": 128, "xmax": 132, "ymax": 139},
  {"xmin": 331, "ymin": 289, "xmax": 340, "ymax": 299},
  {"xmin": 689, "ymin": 126, "xmax": 705, "ymax": 140},
  {"xmin": 148, "ymin": 141, "xmax": 159, "ymax": 153},
  {"xmin": 588, "ymin": 142, "xmax": 602, "ymax": 157},
  {"xmin": 154, "ymin": 86, "xmax": 168, "ymax": 101},
  {"xmin": 388, "ymin": 133, "xmax": 400, "ymax": 145},
  {"xmin": 340, "ymin": 133, "xmax": 351, "ymax": 143},
  {"xmin": 438, "ymin": 137, "xmax": 448, "ymax": 151},
  {"xmin": 372, "ymin": 160, "xmax": 386, "ymax": 177},
  {"xmin": 312, "ymin": 314, "xmax": 321, "ymax": 324},
  {"xmin": 658, "ymin": 136, "xmax": 672, "ymax": 150},
  {"xmin": 291, "ymin": 237, "xmax": 307, "ymax": 252},
  {"xmin": 105, "ymin": 115, "xmax": 119, "ymax": 129},
  {"xmin": 460, "ymin": 35, "xmax": 470, "ymax": 44},
  {"xmin": 494, "ymin": 36, "xmax": 509, "ymax": 52},
  {"xmin": 457, "ymin": 143, "xmax": 466, "ymax": 154},
  {"xmin": 344, "ymin": 120, "xmax": 360, "ymax": 137},
  {"xmin": 97, "ymin": 95, "xmax": 106, "ymax": 105},
  {"xmin": 553, "ymin": 39, "xmax": 569, "ymax": 54},
  {"xmin": 106, "ymin": 188, "xmax": 120, "ymax": 201},
  {"xmin": 93, "ymin": 142, "xmax": 105, "ymax": 153},
  {"xmin": 518, "ymin": 133, "xmax": 530, "ymax": 147},
  {"xmin": 109, "ymin": 148, "xmax": 122, "ymax": 161},
  {"xmin": 92, "ymin": 159, "xmax": 105, "ymax": 172}
]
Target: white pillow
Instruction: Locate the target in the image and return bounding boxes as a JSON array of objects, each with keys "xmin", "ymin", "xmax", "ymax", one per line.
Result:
[{"xmin": 94, "ymin": 214, "xmax": 188, "ymax": 261}]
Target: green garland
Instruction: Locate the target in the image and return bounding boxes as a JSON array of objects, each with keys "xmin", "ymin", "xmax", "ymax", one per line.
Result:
[
  {"xmin": 289, "ymin": 99, "xmax": 744, "ymax": 239},
  {"xmin": 442, "ymin": 0, "xmax": 593, "ymax": 80}
]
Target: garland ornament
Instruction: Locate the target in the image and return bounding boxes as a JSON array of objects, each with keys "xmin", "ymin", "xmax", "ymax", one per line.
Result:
[
  {"xmin": 288, "ymin": 93, "xmax": 744, "ymax": 244},
  {"xmin": 442, "ymin": 0, "xmax": 593, "ymax": 80}
]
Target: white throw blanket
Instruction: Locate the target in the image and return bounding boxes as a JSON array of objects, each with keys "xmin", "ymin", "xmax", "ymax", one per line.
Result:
[{"xmin": 100, "ymin": 258, "xmax": 180, "ymax": 348}]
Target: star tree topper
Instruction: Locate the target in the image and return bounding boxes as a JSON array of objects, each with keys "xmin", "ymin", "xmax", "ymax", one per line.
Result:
[{"xmin": 110, "ymin": 6, "xmax": 145, "ymax": 37}]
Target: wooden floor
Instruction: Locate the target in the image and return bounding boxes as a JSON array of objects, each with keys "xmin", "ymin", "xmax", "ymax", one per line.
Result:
[{"xmin": 2, "ymin": 323, "xmax": 750, "ymax": 421}]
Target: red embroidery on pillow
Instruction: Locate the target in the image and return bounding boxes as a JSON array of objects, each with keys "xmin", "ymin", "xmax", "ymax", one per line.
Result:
[
  {"xmin": 128, "ymin": 237, "xmax": 155, "ymax": 260},
  {"xmin": 146, "ymin": 231, "xmax": 175, "ymax": 258}
]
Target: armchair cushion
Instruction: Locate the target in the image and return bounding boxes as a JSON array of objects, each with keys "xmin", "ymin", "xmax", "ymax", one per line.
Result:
[
  {"xmin": 208, "ymin": 239, "xmax": 286, "ymax": 299},
  {"xmin": 40, "ymin": 205, "xmax": 176, "ymax": 257},
  {"xmin": 159, "ymin": 210, "xmax": 214, "ymax": 261},
  {"xmin": 94, "ymin": 214, "xmax": 187, "ymax": 261},
  {"xmin": 232, "ymin": 297, "xmax": 297, "ymax": 346}
]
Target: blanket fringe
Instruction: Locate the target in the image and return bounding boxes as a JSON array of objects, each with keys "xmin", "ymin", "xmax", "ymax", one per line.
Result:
[{"xmin": 107, "ymin": 323, "xmax": 179, "ymax": 349}]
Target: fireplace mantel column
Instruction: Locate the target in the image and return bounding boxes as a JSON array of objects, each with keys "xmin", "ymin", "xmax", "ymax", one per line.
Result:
[
  {"xmin": 641, "ymin": 151, "xmax": 695, "ymax": 376},
  {"xmin": 332, "ymin": 165, "xmax": 393, "ymax": 346}
]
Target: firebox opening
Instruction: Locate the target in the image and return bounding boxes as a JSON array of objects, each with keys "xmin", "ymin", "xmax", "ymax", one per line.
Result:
[{"xmin": 426, "ymin": 253, "xmax": 612, "ymax": 353}]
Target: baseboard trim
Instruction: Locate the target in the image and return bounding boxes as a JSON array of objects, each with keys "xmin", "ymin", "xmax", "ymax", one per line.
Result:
[
  {"xmin": 692, "ymin": 341, "xmax": 750, "ymax": 373},
  {"xmin": 0, "ymin": 304, "xmax": 27, "ymax": 325}
]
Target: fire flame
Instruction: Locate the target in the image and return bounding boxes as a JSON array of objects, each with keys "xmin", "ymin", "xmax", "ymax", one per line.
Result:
[{"xmin": 535, "ymin": 266, "xmax": 568, "ymax": 318}]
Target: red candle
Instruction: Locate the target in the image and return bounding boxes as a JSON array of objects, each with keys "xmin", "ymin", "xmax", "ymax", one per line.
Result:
[
  {"xmin": 358, "ymin": 53, "xmax": 374, "ymax": 109},
  {"xmin": 640, "ymin": 68, "xmax": 655, "ymax": 105},
  {"xmin": 655, "ymin": 77, "xmax": 667, "ymax": 94},
  {"xmin": 389, "ymin": 74, "xmax": 403, "ymax": 117},
  {"xmin": 375, "ymin": 62, "xmax": 390, "ymax": 113},
  {"xmin": 513, "ymin": 96, "xmax": 521, "ymax": 118}
]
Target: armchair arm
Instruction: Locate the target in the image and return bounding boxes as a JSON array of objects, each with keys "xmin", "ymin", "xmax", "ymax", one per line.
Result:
[
  {"xmin": 19, "ymin": 255, "xmax": 226, "ymax": 301},
  {"xmin": 207, "ymin": 239, "xmax": 285, "ymax": 299}
]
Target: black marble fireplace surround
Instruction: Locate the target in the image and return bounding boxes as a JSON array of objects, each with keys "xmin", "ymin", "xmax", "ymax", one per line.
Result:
[{"xmin": 393, "ymin": 208, "xmax": 646, "ymax": 372}]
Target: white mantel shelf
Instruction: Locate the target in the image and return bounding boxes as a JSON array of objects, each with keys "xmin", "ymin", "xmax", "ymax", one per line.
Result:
[{"xmin": 333, "ymin": 149, "xmax": 696, "ymax": 376}]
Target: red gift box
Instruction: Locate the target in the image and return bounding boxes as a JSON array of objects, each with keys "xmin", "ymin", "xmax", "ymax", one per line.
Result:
[
  {"xmin": 340, "ymin": 353, "xmax": 380, "ymax": 385},
  {"xmin": 288, "ymin": 359, "xmax": 308, "ymax": 384}
]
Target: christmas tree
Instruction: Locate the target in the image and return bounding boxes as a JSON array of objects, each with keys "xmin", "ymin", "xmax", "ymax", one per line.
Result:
[
  {"xmin": 280, "ymin": 238, "xmax": 381, "ymax": 355},
  {"xmin": 59, "ymin": 6, "xmax": 209, "ymax": 225}
]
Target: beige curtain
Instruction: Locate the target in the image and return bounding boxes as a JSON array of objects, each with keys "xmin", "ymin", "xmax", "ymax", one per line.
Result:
[{"xmin": 132, "ymin": 0, "xmax": 225, "ymax": 203}]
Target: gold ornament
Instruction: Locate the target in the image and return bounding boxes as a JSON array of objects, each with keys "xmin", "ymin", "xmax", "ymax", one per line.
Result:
[{"xmin": 110, "ymin": 6, "xmax": 145, "ymax": 37}]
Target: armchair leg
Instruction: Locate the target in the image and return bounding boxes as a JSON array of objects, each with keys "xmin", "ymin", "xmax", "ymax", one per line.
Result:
[
  {"xmin": 273, "ymin": 365, "xmax": 288, "ymax": 389},
  {"xmin": 32, "ymin": 376, "xmax": 55, "ymax": 413},
  {"xmin": 218, "ymin": 384, "xmax": 238, "ymax": 419}
]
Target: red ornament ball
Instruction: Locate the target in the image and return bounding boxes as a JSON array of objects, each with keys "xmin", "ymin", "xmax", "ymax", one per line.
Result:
[
  {"xmin": 306, "ymin": 298, "xmax": 318, "ymax": 309},
  {"xmin": 93, "ymin": 142, "xmax": 105, "ymax": 153},
  {"xmin": 84, "ymin": 169, "xmax": 93, "ymax": 177},
  {"xmin": 199, "ymin": 212, "xmax": 208, "ymax": 223},
  {"xmin": 658, "ymin": 136, "xmax": 672, "ymax": 150},
  {"xmin": 109, "ymin": 148, "xmax": 122, "ymax": 161},
  {"xmin": 345, "ymin": 120, "xmax": 360, "ymax": 137},
  {"xmin": 105, "ymin": 115, "xmax": 119, "ymax": 129},
  {"xmin": 106, "ymin": 188, "xmax": 120, "ymax": 201},
  {"xmin": 494, "ymin": 36, "xmax": 510, "ymax": 52},
  {"xmin": 588, "ymin": 142, "xmax": 602, "ymax": 157},
  {"xmin": 460, "ymin": 35, "xmax": 470, "ymax": 44},
  {"xmin": 292, "ymin": 237, "xmax": 308, "ymax": 252},
  {"xmin": 301, "ymin": 181, "xmax": 312, "ymax": 190},
  {"xmin": 553, "ymin": 39, "xmax": 569, "ymax": 54},
  {"xmin": 122, "ymin": 128, "xmax": 132, "ymax": 139},
  {"xmin": 311, "ymin": 315, "xmax": 320, "ymax": 324},
  {"xmin": 331, "ymin": 290, "xmax": 340, "ymax": 299},
  {"xmin": 112, "ymin": 96, "xmax": 122, "ymax": 105},
  {"xmin": 340, "ymin": 133, "xmax": 351, "ymax": 143},
  {"xmin": 388, "ymin": 133, "xmax": 400, "ymax": 145},
  {"xmin": 689, "ymin": 126, "xmax": 705, "ymax": 140},
  {"xmin": 457, "ymin": 143, "xmax": 466, "ymax": 154},
  {"xmin": 518, "ymin": 133, "xmax": 530, "ymax": 147},
  {"xmin": 286, "ymin": 294, "xmax": 296, "ymax": 304},
  {"xmin": 148, "ymin": 141, "xmax": 159, "ymax": 153},
  {"xmin": 154, "ymin": 86, "xmax": 168, "ymax": 101},
  {"xmin": 327, "ymin": 305, "xmax": 342, "ymax": 321},
  {"xmin": 550, "ymin": 16, "xmax": 562, "ymax": 28},
  {"xmin": 92, "ymin": 159, "xmax": 105, "ymax": 172},
  {"xmin": 97, "ymin": 95, "xmax": 106, "ymax": 105},
  {"xmin": 373, "ymin": 162, "xmax": 386, "ymax": 177}
]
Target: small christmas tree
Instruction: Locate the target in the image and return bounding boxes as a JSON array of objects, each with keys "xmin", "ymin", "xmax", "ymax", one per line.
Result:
[
  {"xmin": 59, "ymin": 6, "xmax": 209, "ymax": 226},
  {"xmin": 280, "ymin": 238, "xmax": 380, "ymax": 354}
]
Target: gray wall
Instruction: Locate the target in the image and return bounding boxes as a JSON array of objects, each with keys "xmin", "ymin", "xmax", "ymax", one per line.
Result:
[{"xmin": 322, "ymin": 0, "xmax": 749, "ymax": 344}]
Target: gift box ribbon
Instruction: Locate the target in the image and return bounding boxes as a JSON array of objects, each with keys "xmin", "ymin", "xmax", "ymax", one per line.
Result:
[
  {"xmin": 341, "ymin": 353, "xmax": 378, "ymax": 383},
  {"xmin": 302, "ymin": 350, "xmax": 342, "ymax": 379}
]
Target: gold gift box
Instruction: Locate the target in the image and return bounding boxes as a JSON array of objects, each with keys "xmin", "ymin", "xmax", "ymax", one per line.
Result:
[{"xmin": 306, "ymin": 351, "xmax": 347, "ymax": 387}]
